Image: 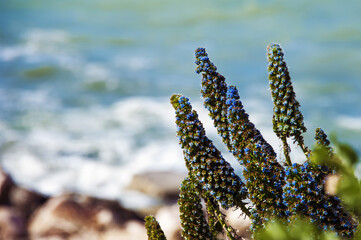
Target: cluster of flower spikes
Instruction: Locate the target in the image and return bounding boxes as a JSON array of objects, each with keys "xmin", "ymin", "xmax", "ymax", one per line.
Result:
[
  {"xmin": 283, "ymin": 162, "xmax": 357, "ymax": 237},
  {"xmin": 282, "ymin": 129, "xmax": 356, "ymax": 237},
  {"xmin": 170, "ymin": 94, "xmax": 248, "ymax": 213},
  {"xmin": 195, "ymin": 47, "xmax": 233, "ymax": 152},
  {"xmin": 225, "ymin": 85, "xmax": 287, "ymax": 230},
  {"xmin": 195, "ymin": 47, "xmax": 288, "ymax": 230},
  {"xmin": 145, "ymin": 215, "xmax": 167, "ymax": 240},
  {"xmin": 267, "ymin": 43, "xmax": 306, "ymax": 140},
  {"xmin": 178, "ymin": 175, "xmax": 214, "ymax": 240}
]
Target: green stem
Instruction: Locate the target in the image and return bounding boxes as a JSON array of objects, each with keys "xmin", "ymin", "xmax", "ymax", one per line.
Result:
[
  {"xmin": 295, "ymin": 134, "xmax": 311, "ymax": 159},
  {"xmin": 208, "ymin": 199, "xmax": 237, "ymax": 240},
  {"xmin": 281, "ymin": 136, "xmax": 292, "ymax": 166}
]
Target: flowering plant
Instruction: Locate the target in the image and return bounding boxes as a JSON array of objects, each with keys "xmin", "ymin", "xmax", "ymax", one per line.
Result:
[{"xmin": 145, "ymin": 44, "xmax": 360, "ymax": 239}]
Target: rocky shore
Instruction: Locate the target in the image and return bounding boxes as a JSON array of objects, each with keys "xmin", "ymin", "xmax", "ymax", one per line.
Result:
[{"xmin": 0, "ymin": 167, "xmax": 251, "ymax": 240}]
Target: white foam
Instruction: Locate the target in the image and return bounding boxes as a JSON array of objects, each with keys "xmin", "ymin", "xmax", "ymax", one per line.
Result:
[
  {"xmin": 337, "ymin": 115, "xmax": 361, "ymax": 130},
  {"xmin": 113, "ymin": 55, "xmax": 156, "ymax": 71},
  {"xmin": 0, "ymin": 96, "xmax": 188, "ymax": 203},
  {"xmin": 0, "ymin": 94, "xmax": 311, "ymax": 207},
  {"xmin": 0, "ymin": 29, "xmax": 72, "ymax": 62},
  {"xmin": 0, "ymin": 29, "xmax": 114, "ymax": 89}
]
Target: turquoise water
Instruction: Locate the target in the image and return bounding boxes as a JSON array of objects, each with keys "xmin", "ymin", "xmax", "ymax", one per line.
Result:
[{"xmin": 1, "ymin": 0, "xmax": 361, "ymax": 204}]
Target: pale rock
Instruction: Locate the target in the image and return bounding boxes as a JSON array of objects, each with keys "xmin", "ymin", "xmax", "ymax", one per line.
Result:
[
  {"xmin": 28, "ymin": 193, "xmax": 143, "ymax": 239},
  {"xmin": 94, "ymin": 209, "xmax": 114, "ymax": 227},
  {"xmin": 226, "ymin": 208, "xmax": 251, "ymax": 240},
  {"xmin": 156, "ymin": 204, "xmax": 182, "ymax": 240},
  {"xmin": 100, "ymin": 221, "xmax": 147, "ymax": 240},
  {"xmin": 68, "ymin": 229, "xmax": 100, "ymax": 240},
  {"xmin": 127, "ymin": 171, "xmax": 186, "ymax": 201},
  {"xmin": 28, "ymin": 194, "xmax": 93, "ymax": 238},
  {"xmin": 325, "ymin": 174, "xmax": 340, "ymax": 196}
]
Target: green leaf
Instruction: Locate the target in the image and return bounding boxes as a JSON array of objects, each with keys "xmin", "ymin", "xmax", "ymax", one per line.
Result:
[{"xmin": 336, "ymin": 142, "xmax": 359, "ymax": 167}]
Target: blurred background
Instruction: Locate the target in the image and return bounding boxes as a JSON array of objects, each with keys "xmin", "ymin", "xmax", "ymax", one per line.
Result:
[{"xmin": 1, "ymin": 0, "xmax": 361, "ymax": 213}]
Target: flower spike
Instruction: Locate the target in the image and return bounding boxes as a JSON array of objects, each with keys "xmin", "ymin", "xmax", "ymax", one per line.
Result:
[
  {"xmin": 267, "ymin": 43, "xmax": 306, "ymax": 140},
  {"xmin": 226, "ymin": 85, "xmax": 287, "ymax": 229},
  {"xmin": 171, "ymin": 94, "xmax": 249, "ymax": 212},
  {"xmin": 178, "ymin": 176, "xmax": 214, "ymax": 240},
  {"xmin": 195, "ymin": 48, "xmax": 233, "ymax": 152}
]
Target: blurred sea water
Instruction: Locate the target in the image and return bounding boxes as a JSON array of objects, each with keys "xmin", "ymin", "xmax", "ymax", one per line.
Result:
[{"xmin": 0, "ymin": 0, "xmax": 361, "ymax": 207}]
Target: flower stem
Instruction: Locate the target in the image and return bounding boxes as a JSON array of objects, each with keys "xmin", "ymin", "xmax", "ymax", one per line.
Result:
[
  {"xmin": 281, "ymin": 136, "xmax": 292, "ymax": 166},
  {"xmin": 295, "ymin": 134, "xmax": 311, "ymax": 159},
  {"xmin": 207, "ymin": 199, "xmax": 237, "ymax": 240}
]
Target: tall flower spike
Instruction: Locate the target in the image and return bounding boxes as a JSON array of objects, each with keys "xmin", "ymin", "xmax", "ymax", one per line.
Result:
[
  {"xmin": 226, "ymin": 86, "xmax": 277, "ymax": 158},
  {"xmin": 178, "ymin": 176, "xmax": 214, "ymax": 240},
  {"xmin": 226, "ymin": 86, "xmax": 287, "ymax": 230},
  {"xmin": 195, "ymin": 48, "xmax": 233, "ymax": 152},
  {"xmin": 170, "ymin": 94, "xmax": 249, "ymax": 213},
  {"xmin": 267, "ymin": 43, "xmax": 307, "ymax": 140},
  {"xmin": 145, "ymin": 215, "xmax": 167, "ymax": 240}
]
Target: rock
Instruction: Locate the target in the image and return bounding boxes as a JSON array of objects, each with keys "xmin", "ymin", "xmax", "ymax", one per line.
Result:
[
  {"xmin": 0, "ymin": 206, "xmax": 27, "ymax": 240},
  {"xmin": 100, "ymin": 221, "xmax": 147, "ymax": 240},
  {"xmin": 76, "ymin": 194, "xmax": 143, "ymax": 226},
  {"xmin": 9, "ymin": 186, "xmax": 48, "ymax": 220},
  {"xmin": 28, "ymin": 193, "xmax": 143, "ymax": 239},
  {"xmin": 28, "ymin": 194, "xmax": 91, "ymax": 238},
  {"xmin": 325, "ymin": 174, "xmax": 340, "ymax": 196},
  {"xmin": 126, "ymin": 171, "xmax": 186, "ymax": 202},
  {"xmin": 225, "ymin": 208, "xmax": 251, "ymax": 240},
  {"xmin": 155, "ymin": 204, "xmax": 182, "ymax": 240},
  {"xmin": 67, "ymin": 229, "xmax": 100, "ymax": 240},
  {"xmin": 0, "ymin": 167, "xmax": 15, "ymax": 205}
]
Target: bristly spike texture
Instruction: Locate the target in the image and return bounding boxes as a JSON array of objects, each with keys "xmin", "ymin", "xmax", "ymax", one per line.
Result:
[
  {"xmin": 145, "ymin": 215, "xmax": 167, "ymax": 240},
  {"xmin": 282, "ymin": 129, "xmax": 355, "ymax": 237},
  {"xmin": 163, "ymin": 45, "xmax": 359, "ymax": 239},
  {"xmin": 205, "ymin": 197, "xmax": 226, "ymax": 238},
  {"xmin": 267, "ymin": 43, "xmax": 306, "ymax": 140},
  {"xmin": 283, "ymin": 161, "xmax": 357, "ymax": 237},
  {"xmin": 178, "ymin": 176, "xmax": 214, "ymax": 240},
  {"xmin": 195, "ymin": 47, "xmax": 288, "ymax": 230},
  {"xmin": 170, "ymin": 94, "xmax": 249, "ymax": 212},
  {"xmin": 225, "ymin": 85, "xmax": 287, "ymax": 230},
  {"xmin": 195, "ymin": 48, "xmax": 233, "ymax": 152}
]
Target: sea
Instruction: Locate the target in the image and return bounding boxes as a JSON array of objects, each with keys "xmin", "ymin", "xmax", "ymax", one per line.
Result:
[{"xmin": 1, "ymin": 0, "xmax": 361, "ymax": 208}]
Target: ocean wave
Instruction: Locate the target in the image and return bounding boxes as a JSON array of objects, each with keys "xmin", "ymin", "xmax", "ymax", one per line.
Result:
[
  {"xmin": 0, "ymin": 29, "xmax": 74, "ymax": 62},
  {"xmin": 337, "ymin": 115, "xmax": 361, "ymax": 130},
  {"xmin": 0, "ymin": 96, "xmax": 189, "ymax": 203},
  {"xmin": 0, "ymin": 88, "xmax": 314, "ymax": 207}
]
